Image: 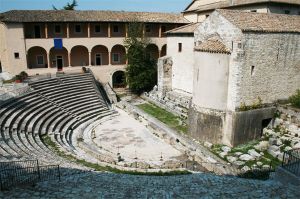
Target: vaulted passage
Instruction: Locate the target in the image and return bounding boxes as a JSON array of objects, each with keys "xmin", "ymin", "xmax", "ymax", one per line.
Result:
[
  {"xmin": 27, "ymin": 46, "xmax": 48, "ymax": 69},
  {"xmin": 112, "ymin": 71, "xmax": 126, "ymax": 88},
  {"xmin": 70, "ymin": 45, "xmax": 89, "ymax": 66}
]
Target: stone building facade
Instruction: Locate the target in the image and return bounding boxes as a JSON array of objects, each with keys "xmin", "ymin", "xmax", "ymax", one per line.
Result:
[
  {"xmin": 0, "ymin": 10, "xmax": 188, "ymax": 85},
  {"xmin": 189, "ymin": 10, "xmax": 300, "ymax": 146},
  {"xmin": 183, "ymin": 0, "xmax": 300, "ymax": 22}
]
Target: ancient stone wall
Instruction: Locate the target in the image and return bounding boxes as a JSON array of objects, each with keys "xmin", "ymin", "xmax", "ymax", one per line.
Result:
[
  {"xmin": 238, "ymin": 32, "xmax": 300, "ymax": 106},
  {"xmin": 157, "ymin": 56, "xmax": 173, "ymax": 98}
]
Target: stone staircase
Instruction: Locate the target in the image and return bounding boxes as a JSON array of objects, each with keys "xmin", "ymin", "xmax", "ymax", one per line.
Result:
[{"xmin": 0, "ymin": 72, "xmax": 115, "ymax": 174}]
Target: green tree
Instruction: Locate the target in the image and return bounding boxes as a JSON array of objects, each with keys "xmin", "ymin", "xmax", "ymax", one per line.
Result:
[
  {"xmin": 124, "ymin": 22, "xmax": 157, "ymax": 94},
  {"xmin": 53, "ymin": 0, "xmax": 78, "ymax": 10}
]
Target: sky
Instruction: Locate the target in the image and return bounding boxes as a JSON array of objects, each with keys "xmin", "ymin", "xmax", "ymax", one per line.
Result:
[{"xmin": 0, "ymin": 0, "xmax": 191, "ymax": 13}]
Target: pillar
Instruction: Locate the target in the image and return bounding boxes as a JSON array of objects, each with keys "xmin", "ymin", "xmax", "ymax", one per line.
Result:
[
  {"xmin": 142, "ymin": 24, "xmax": 145, "ymax": 37},
  {"xmin": 47, "ymin": 52, "xmax": 51, "ymax": 68},
  {"xmin": 45, "ymin": 23, "xmax": 48, "ymax": 39},
  {"xmin": 108, "ymin": 51, "xmax": 111, "ymax": 65},
  {"xmin": 125, "ymin": 23, "xmax": 128, "ymax": 38},
  {"xmin": 88, "ymin": 23, "xmax": 90, "ymax": 38},
  {"xmin": 68, "ymin": 53, "xmax": 71, "ymax": 67},
  {"xmin": 88, "ymin": 52, "xmax": 91, "ymax": 66},
  {"xmin": 159, "ymin": 50, "xmax": 162, "ymax": 58},
  {"xmin": 159, "ymin": 24, "xmax": 162, "ymax": 38},
  {"xmin": 67, "ymin": 23, "xmax": 70, "ymax": 38},
  {"xmin": 108, "ymin": 23, "xmax": 111, "ymax": 38}
]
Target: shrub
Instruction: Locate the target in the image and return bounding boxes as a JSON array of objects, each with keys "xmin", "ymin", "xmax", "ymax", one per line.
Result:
[
  {"xmin": 289, "ymin": 89, "xmax": 300, "ymax": 108},
  {"xmin": 19, "ymin": 71, "xmax": 28, "ymax": 80}
]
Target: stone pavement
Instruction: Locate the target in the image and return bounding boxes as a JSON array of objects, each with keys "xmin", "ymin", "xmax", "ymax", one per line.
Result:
[{"xmin": 1, "ymin": 171, "xmax": 299, "ymax": 199}]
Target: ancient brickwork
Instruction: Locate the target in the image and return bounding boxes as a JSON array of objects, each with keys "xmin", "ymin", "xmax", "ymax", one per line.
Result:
[{"xmin": 239, "ymin": 33, "xmax": 300, "ymax": 106}]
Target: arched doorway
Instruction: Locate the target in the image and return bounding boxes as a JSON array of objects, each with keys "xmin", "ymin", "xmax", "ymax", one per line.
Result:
[
  {"xmin": 112, "ymin": 71, "xmax": 126, "ymax": 88},
  {"xmin": 146, "ymin": 44, "xmax": 159, "ymax": 61},
  {"xmin": 49, "ymin": 47, "xmax": 69, "ymax": 71},
  {"xmin": 91, "ymin": 45, "xmax": 109, "ymax": 66},
  {"xmin": 111, "ymin": 45, "xmax": 126, "ymax": 65},
  {"xmin": 27, "ymin": 46, "xmax": 48, "ymax": 69},
  {"xmin": 161, "ymin": 44, "xmax": 167, "ymax": 57},
  {"xmin": 70, "ymin": 45, "xmax": 89, "ymax": 66}
]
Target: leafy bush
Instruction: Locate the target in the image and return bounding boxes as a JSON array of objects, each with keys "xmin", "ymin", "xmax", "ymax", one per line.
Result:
[
  {"xmin": 19, "ymin": 71, "xmax": 28, "ymax": 81},
  {"xmin": 289, "ymin": 89, "xmax": 300, "ymax": 108}
]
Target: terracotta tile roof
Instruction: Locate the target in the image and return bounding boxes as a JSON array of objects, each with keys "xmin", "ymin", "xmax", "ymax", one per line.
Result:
[
  {"xmin": 217, "ymin": 9, "xmax": 300, "ymax": 33},
  {"xmin": 0, "ymin": 10, "xmax": 189, "ymax": 24},
  {"xmin": 194, "ymin": 39, "xmax": 231, "ymax": 54},
  {"xmin": 184, "ymin": 0, "xmax": 300, "ymax": 13},
  {"xmin": 166, "ymin": 23, "xmax": 200, "ymax": 34}
]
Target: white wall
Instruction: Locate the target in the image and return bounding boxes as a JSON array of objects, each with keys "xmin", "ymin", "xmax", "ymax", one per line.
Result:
[
  {"xmin": 193, "ymin": 51, "xmax": 230, "ymax": 110},
  {"xmin": 0, "ymin": 23, "xmax": 27, "ymax": 74},
  {"xmin": 194, "ymin": 11, "xmax": 243, "ymax": 111},
  {"xmin": 167, "ymin": 35, "xmax": 195, "ymax": 94}
]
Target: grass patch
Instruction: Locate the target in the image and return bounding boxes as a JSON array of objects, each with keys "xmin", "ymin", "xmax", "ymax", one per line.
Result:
[
  {"xmin": 137, "ymin": 103, "xmax": 188, "ymax": 134},
  {"xmin": 42, "ymin": 135, "xmax": 191, "ymax": 176}
]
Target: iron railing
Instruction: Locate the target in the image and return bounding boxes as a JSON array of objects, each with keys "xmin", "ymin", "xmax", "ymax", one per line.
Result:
[
  {"xmin": 282, "ymin": 148, "xmax": 300, "ymax": 177},
  {"xmin": 0, "ymin": 160, "xmax": 60, "ymax": 191}
]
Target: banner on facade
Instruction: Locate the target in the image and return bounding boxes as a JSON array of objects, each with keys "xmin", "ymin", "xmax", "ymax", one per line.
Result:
[{"xmin": 54, "ymin": 38, "xmax": 63, "ymax": 49}]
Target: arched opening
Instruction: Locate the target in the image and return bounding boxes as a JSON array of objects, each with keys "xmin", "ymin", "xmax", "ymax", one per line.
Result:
[
  {"xmin": 0, "ymin": 61, "xmax": 2, "ymax": 73},
  {"xmin": 91, "ymin": 45, "xmax": 109, "ymax": 66},
  {"xmin": 112, "ymin": 71, "xmax": 126, "ymax": 88},
  {"xmin": 49, "ymin": 47, "xmax": 69, "ymax": 71},
  {"xmin": 27, "ymin": 46, "xmax": 48, "ymax": 69},
  {"xmin": 111, "ymin": 45, "xmax": 126, "ymax": 65},
  {"xmin": 70, "ymin": 45, "xmax": 89, "ymax": 66},
  {"xmin": 146, "ymin": 44, "xmax": 159, "ymax": 61},
  {"xmin": 161, "ymin": 44, "xmax": 167, "ymax": 57}
]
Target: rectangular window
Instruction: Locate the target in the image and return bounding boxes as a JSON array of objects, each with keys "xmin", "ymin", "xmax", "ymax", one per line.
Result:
[
  {"xmin": 37, "ymin": 55, "xmax": 44, "ymax": 65},
  {"xmin": 112, "ymin": 53, "xmax": 120, "ymax": 63},
  {"xmin": 178, "ymin": 43, "xmax": 182, "ymax": 52},
  {"xmin": 250, "ymin": 10, "xmax": 257, "ymax": 12},
  {"xmin": 54, "ymin": 25, "xmax": 61, "ymax": 34},
  {"xmin": 113, "ymin": 25, "xmax": 119, "ymax": 33},
  {"xmin": 75, "ymin": 24, "xmax": 81, "ymax": 33},
  {"xmin": 34, "ymin": 25, "xmax": 41, "ymax": 38},
  {"xmin": 145, "ymin": 25, "xmax": 151, "ymax": 33},
  {"xmin": 14, "ymin": 52, "xmax": 19, "ymax": 59},
  {"xmin": 95, "ymin": 25, "xmax": 101, "ymax": 33},
  {"xmin": 284, "ymin": 10, "xmax": 290, "ymax": 14}
]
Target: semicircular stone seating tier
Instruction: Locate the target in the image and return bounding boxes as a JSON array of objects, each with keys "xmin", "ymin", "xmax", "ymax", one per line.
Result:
[{"xmin": 0, "ymin": 72, "xmax": 115, "ymax": 171}]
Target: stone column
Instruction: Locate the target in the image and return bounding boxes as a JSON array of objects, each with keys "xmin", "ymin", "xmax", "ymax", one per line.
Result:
[
  {"xmin": 87, "ymin": 23, "xmax": 90, "ymax": 38},
  {"xmin": 159, "ymin": 24, "xmax": 162, "ymax": 38},
  {"xmin": 142, "ymin": 24, "xmax": 145, "ymax": 37},
  {"xmin": 108, "ymin": 51, "xmax": 111, "ymax": 65},
  {"xmin": 125, "ymin": 23, "xmax": 128, "ymax": 38},
  {"xmin": 108, "ymin": 23, "xmax": 111, "ymax": 38},
  {"xmin": 47, "ymin": 52, "xmax": 51, "ymax": 68},
  {"xmin": 88, "ymin": 52, "xmax": 91, "ymax": 66},
  {"xmin": 67, "ymin": 23, "xmax": 70, "ymax": 38},
  {"xmin": 45, "ymin": 23, "xmax": 48, "ymax": 39},
  {"xmin": 68, "ymin": 53, "xmax": 71, "ymax": 67}
]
